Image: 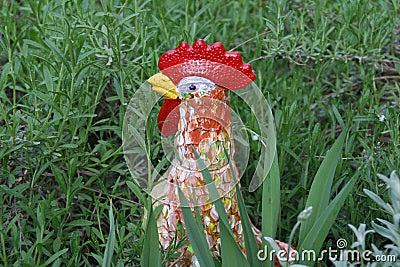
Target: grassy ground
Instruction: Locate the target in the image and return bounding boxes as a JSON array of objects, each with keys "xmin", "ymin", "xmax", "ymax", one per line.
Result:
[{"xmin": 0, "ymin": 0, "xmax": 399, "ymax": 266}]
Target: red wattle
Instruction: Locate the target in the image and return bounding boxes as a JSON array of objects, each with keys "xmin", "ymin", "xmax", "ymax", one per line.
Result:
[{"xmin": 158, "ymin": 98, "xmax": 181, "ymax": 136}]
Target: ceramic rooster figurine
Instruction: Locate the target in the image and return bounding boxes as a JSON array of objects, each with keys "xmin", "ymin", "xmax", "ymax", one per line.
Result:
[{"xmin": 147, "ymin": 39, "xmax": 289, "ymax": 266}]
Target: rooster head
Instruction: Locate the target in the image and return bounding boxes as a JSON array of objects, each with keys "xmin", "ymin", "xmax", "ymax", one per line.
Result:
[{"xmin": 148, "ymin": 39, "xmax": 256, "ymax": 136}]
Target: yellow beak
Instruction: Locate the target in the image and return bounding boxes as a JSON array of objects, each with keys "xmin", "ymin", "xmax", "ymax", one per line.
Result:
[{"xmin": 147, "ymin": 73, "xmax": 179, "ymax": 99}]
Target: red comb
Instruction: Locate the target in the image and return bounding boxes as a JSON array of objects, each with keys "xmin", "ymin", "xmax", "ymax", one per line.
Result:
[{"xmin": 158, "ymin": 39, "xmax": 256, "ymax": 90}]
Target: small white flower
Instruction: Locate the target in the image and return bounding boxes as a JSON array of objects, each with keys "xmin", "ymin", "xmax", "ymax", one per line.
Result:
[
  {"xmin": 252, "ymin": 134, "xmax": 259, "ymax": 141},
  {"xmin": 298, "ymin": 206, "xmax": 313, "ymax": 222},
  {"xmin": 378, "ymin": 114, "xmax": 385, "ymax": 122}
]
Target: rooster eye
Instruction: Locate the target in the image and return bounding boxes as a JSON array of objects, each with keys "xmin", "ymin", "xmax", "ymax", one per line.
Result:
[{"xmin": 177, "ymin": 76, "xmax": 216, "ymax": 99}]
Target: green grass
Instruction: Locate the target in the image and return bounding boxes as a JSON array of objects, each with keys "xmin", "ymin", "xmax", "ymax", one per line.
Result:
[{"xmin": 0, "ymin": 0, "xmax": 399, "ymax": 266}]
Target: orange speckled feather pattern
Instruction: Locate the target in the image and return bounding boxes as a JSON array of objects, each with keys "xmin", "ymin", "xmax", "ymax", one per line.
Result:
[{"xmin": 154, "ymin": 87, "xmax": 264, "ymax": 266}]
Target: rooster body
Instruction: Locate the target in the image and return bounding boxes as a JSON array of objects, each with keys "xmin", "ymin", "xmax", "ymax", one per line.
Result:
[{"xmin": 154, "ymin": 85, "xmax": 260, "ymax": 265}]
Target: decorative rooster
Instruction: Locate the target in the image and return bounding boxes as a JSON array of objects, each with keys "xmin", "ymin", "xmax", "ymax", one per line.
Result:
[{"xmin": 147, "ymin": 39, "xmax": 289, "ymax": 266}]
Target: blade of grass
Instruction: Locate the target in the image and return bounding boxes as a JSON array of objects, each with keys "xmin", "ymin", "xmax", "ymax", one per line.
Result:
[
  {"xmin": 192, "ymin": 193, "xmax": 206, "ymax": 229},
  {"xmin": 299, "ymin": 130, "xmax": 346, "ymax": 241},
  {"xmin": 102, "ymin": 200, "xmax": 116, "ymax": 267},
  {"xmin": 141, "ymin": 200, "xmax": 161, "ymax": 267},
  {"xmin": 192, "ymin": 147, "xmax": 249, "ymax": 266},
  {"xmin": 40, "ymin": 248, "xmax": 68, "ymax": 267},
  {"xmin": 225, "ymin": 148, "xmax": 261, "ymax": 267},
  {"xmin": 219, "ymin": 218, "xmax": 251, "ymax": 267},
  {"xmin": 261, "ymin": 153, "xmax": 280, "ymax": 267},
  {"xmin": 177, "ymin": 185, "xmax": 215, "ymax": 267},
  {"xmin": 299, "ymin": 170, "xmax": 359, "ymax": 265},
  {"xmin": 126, "ymin": 181, "xmax": 147, "ymax": 207},
  {"xmin": 191, "ymin": 147, "xmax": 230, "ymax": 226},
  {"xmin": 262, "ymin": 153, "xmax": 280, "ymax": 238}
]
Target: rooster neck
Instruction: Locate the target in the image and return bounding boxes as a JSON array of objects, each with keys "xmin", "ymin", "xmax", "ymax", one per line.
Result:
[{"xmin": 173, "ymin": 87, "xmax": 234, "ymax": 171}]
